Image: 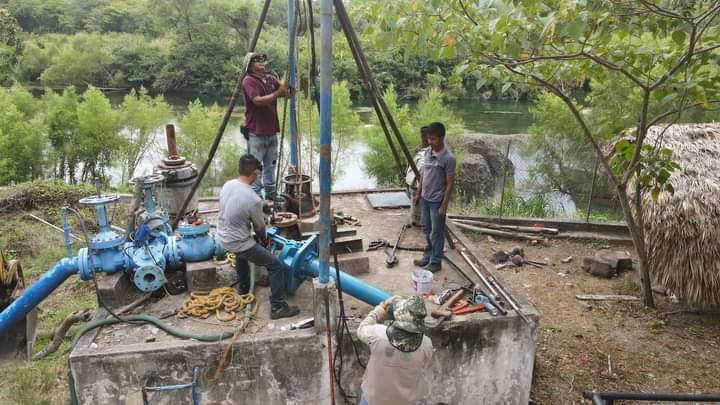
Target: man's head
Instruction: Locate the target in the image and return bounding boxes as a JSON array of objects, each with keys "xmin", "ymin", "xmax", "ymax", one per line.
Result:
[
  {"xmin": 425, "ymin": 122, "xmax": 446, "ymax": 151},
  {"xmin": 420, "ymin": 125, "xmax": 430, "ymax": 148},
  {"xmin": 386, "ymin": 295, "xmax": 427, "ymax": 353},
  {"xmin": 242, "ymin": 52, "xmax": 268, "ymax": 77},
  {"xmin": 238, "ymin": 154, "xmax": 262, "ymax": 183}
]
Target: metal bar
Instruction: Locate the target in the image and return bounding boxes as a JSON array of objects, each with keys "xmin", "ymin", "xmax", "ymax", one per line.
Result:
[
  {"xmin": 332, "ymin": 0, "xmax": 416, "ymax": 179},
  {"xmin": 171, "ymin": 0, "xmax": 273, "ymax": 229},
  {"xmin": 458, "ymin": 250, "xmax": 498, "ymax": 298},
  {"xmin": 288, "ymin": 0, "xmax": 298, "ymax": 167},
  {"xmin": 249, "ymin": 0, "xmax": 273, "ymax": 52},
  {"xmin": 332, "ymin": 0, "xmax": 405, "ymax": 181},
  {"xmin": 586, "ymin": 156, "xmax": 600, "ymax": 223},
  {"xmin": 583, "ymin": 390, "xmax": 720, "ymax": 402},
  {"xmin": 317, "ymin": 0, "xmax": 332, "ymax": 284},
  {"xmin": 27, "ymin": 213, "xmax": 82, "ymax": 242},
  {"xmin": 142, "ymin": 367, "xmax": 200, "ymax": 405},
  {"xmin": 498, "ymin": 140, "xmax": 512, "ymax": 219}
]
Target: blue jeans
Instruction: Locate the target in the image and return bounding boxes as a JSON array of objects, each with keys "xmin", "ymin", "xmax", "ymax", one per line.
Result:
[
  {"xmin": 359, "ymin": 396, "xmax": 368, "ymax": 405},
  {"xmin": 235, "ymin": 243, "xmax": 287, "ymax": 310},
  {"xmin": 421, "ymin": 198, "xmax": 445, "ymax": 264},
  {"xmin": 247, "ymin": 133, "xmax": 278, "ymax": 196}
]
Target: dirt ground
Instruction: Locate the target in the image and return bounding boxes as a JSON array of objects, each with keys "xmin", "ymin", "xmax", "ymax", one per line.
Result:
[
  {"xmin": 2, "ymin": 191, "xmax": 720, "ymax": 405},
  {"xmin": 471, "ymin": 236, "xmax": 720, "ymax": 404}
]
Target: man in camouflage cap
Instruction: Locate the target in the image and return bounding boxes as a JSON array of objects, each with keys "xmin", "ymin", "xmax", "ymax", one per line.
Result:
[{"xmin": 357, "ymin": 296, "xmax": 434, "ymax": 405}]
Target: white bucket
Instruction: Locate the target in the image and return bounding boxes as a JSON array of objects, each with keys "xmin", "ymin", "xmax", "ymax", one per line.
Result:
[{"xmin": 411, "ymin": 269, "xmax": 434, "ymax": 296}]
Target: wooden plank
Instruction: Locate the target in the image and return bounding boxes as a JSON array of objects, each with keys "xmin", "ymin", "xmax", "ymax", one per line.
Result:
[{"xmin": 575, "ymin": 294, "xmax": 640, "ymax": 302}]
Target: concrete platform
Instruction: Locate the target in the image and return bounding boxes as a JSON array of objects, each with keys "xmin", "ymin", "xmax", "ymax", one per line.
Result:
[{"xmin": 70, "ymin": 194, "xmax": 538, "ymax": 405}]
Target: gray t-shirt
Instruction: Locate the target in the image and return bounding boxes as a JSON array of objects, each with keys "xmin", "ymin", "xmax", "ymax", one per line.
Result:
[
  {"xmin": 217, "ymin": 179, "xmax": 266, "ymax": 253},
  {"xmin": 421, "ymin": 147, "xmax": 456, "ymax": 203}
]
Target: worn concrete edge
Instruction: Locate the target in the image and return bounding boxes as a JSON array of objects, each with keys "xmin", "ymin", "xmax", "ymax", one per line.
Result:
[
  {"xmin": 116, "ymin": 188, "xmax": 408, "ymax": 203},
  {"xmin": 70, "ymin": 323, "xmax": 317, "ymax": 360}
]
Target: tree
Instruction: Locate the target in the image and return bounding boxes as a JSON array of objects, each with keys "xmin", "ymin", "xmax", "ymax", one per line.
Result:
[
  {"xmin": 358, "ymin": 0, "xmax": 720, "ymax": 307},
  {"xmin": 119, "ymin": 87, "xmax": 171, "ymax": 184},
  {"xmin": 0, "ymin": 85, "xmax": 46, "ymax": 184},
  {"xmin": 43, "ymin": 87, "xmax": 81, "ymax": 180},
  {"xmin": 75, "ymin": 86, "xmax": 121, "ymax": 182},
  {"xmin": 0, "ymin": 7, "xmax": 20, "ymax": 46}
]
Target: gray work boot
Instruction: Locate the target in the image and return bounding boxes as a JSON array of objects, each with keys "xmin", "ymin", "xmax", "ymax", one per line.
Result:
[
  {"xmin": 413, "ymin": 257, "xmax": 430, "ymax": 267},
  {"xmin": 422, "ymin": 262, "xmax": 442, "ymax": 273},
  {"xmin": 271, "ymin": 304, "xmax": 300, "ymax": 320}
]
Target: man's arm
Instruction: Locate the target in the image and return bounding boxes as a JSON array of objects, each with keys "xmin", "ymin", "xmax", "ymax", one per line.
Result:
[
  {"xmin": 438, "ymin": 175, "xmax": 454, "ymax": 216},
  {"xmin": 250, "ymin": 201, "xmax": 267, "ymax": 245},
  {"xmin": 438, "ymin": 156, "xmax": 456, "ymax": 216},
  {"xmin": 357, "ymin": 300, "xmax": 391, "ymax": 345},
  {"xmin": 414, "ymin": 174, "xmax": 423, "ymax": 204},
  {"xmin": 252, "ymin": 84, "xmax": 286, "ymax": 107}
]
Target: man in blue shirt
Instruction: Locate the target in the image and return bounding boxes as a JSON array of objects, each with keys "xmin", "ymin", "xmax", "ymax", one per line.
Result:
[{"xmin": 413, "ymin": 122, "xmax": 455, "ymax": 273}]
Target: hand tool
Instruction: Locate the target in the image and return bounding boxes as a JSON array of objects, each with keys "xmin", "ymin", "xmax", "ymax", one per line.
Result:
[
  {"xmin": 430, "ymin": 288, "xmax": 466, "ymax": 319},
  {"xmin": 451, "ymin": 300, "xmax": 485, "ymax": 316},
  {"xmin": 385, "ymin": 224, "xmax": 408, "ymax": 268}
]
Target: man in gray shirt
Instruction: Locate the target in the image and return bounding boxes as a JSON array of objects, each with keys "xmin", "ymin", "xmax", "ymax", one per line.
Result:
[
  {"xmin": 218, "ymin": 154, "xmax": 300, "ymax": 319},
  {"xmin": 413, "ymin": 122, "xmax": 455, "ymax": 273}
]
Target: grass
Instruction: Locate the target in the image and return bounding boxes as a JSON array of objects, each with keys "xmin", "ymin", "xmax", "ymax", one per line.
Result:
[
  {"xmin": 611, "ymin": 273, "xmax": 641, "ymax": 295},
  {"xmin": 451, "ymin": 189, "xmax": 551, "ymax": 218},
  {"xmin": 0, "ymin": 181, "xmax": 107, "ymax": 405}
]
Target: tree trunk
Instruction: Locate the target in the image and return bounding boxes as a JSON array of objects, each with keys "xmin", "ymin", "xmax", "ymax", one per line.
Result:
[{"xmin": 616, "ymin": 185, "xmax": 654, "ymax": 307}]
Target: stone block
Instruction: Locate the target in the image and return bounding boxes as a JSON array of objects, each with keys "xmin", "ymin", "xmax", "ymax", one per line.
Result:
[
  {"xmin": 312, "ymin": 278, "xmax": 337, "ymax": 334},
  {"xmin": 97, "ymin": 272, "xmax": 144, "ymax": 308},
  {"xmin": 597, "ymin": 250, "xmax": 633, "ymax": 273},
  {"xmin": 335, "ymin": 253, "xmax": 370, "ymax": 276},
  {"xmin": 582, "ymin": 256, "xmax": 616, "ymax": 278},
  {"xmin": 331, "ymin": 236, "xmax": 364, "ymax": 254},
  {"xmin": 185, "ymin": 260, "xmax": 218, "ymax": 291}
]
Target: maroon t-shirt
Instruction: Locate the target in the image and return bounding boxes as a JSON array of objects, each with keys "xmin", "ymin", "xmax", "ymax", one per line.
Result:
[{"xmin": 242, "ymin": 74, "xmax": 280, "ymax": 135}]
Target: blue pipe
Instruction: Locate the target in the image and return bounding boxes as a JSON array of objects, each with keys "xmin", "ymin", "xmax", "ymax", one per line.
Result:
[
  {"xmin": 318, "ymin": 0, "xmax": 332, "ymax": 284},
  {"xmin": 0, "ymin": 257, "xmax": 78, "ymax": 334},
  {"xmin": 288, "ymin": 0, "xmax": 298, "ymax": 167},
  {"xmin": 303, "ymin": 260, "xmax": 391, "ymax": 306}
]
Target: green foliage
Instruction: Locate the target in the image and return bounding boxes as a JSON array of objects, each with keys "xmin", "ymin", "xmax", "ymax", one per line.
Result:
[
  {"xmin": 75, "ymin": 86, "xmax": 122, "ymax": 181},
  {"xmin": 119, "ymin": 87, "xmax": 171, "ymax": 183},
  {"xmin": 177, "ymin": 100, "xmax": 222, "ymax": 166},
  {"xmin": 610, "ymin": 141, "xmax": 680, "ymax": 201},
  {"xmin": 0, "ymin": 85, "xmax": 45, "ymax": 184},
  {"xmin": 0, "ymin": 7, "xmax": 20, "ymax": 46},
  {"xmin": 454, "ymin": 188, "xmax": 550, "ymax": 218},
  {"xmin": 363, "ymin": 85, "xmax": 465, "ymax": 186},
  {"xmin": 39, "ymin": 33, "xmax": 113, "ymax": 87}
]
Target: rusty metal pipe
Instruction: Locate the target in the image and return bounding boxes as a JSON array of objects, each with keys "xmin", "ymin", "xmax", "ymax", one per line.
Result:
[{"xmin": 165, "ymin": 124, "xmax": 178, "ymax": 158}]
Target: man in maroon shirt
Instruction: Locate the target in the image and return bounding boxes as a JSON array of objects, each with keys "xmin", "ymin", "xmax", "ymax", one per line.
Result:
[{"xmin": 241, "ymin": 53, "xmax": 288, "ymax": 198}]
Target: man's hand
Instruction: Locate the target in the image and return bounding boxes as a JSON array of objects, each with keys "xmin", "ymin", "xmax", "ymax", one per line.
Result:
[
  {"xmin": 438, "ymin": 205, "xmax": 447, "ymax": 216},
  {"xmin": 276, "ymin": 82, "xmax": 288, "ymax": 97},
  {"xmin": 413, "ymin": 193, "xmax": 421, "ymax": 205}
]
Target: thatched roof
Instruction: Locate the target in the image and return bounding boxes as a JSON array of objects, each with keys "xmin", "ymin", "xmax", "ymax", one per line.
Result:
[{"xmin": 634, "ymin": 123, "xmax": 720, "ymax": 306}]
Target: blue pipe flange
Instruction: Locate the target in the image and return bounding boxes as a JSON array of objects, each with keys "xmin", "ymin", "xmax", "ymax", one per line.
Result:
[
  {"xmin": 133, "ymin": 265, "xmax": 166, "ymax": 292},
  {"xmin": 78, "ymin": 247, "xmax": 92, "ymax": 280},
  {"xmin": 78, "ymin": 194, "xmax": 120, "ymax": 205},
  {"xmin": 165, "ymin": 236, "xmax": 182, "ymax": 268}
]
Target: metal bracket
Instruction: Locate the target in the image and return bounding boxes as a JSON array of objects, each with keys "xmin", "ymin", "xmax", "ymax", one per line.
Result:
[{"xmin": 142, "ymin": 367, "xmax": 200, "ymax": 405}]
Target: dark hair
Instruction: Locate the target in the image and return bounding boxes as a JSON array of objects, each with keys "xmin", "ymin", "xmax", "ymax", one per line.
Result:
[
  {"xmin": 420, "ymin": 125, "xmax": 430, "ymax": 135},
  {"xmin": 426, "ymin": 122, "xmax": 446, "ymax": 137},
  {"xmin": 238, "ymin": 154, "xmax": 262, "ymax": 176}
]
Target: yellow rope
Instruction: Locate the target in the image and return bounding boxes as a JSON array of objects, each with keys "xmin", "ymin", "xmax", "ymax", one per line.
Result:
[{"xmin": 177, "ymin": 287, "xmax": 255, "ymax": 321}]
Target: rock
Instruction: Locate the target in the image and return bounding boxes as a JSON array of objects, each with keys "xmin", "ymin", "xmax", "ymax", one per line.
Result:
[
  {"xmin": 561, "ymin": 256, "xmax": 573, "ymax": 263},
  {"xmin": 510, "ymin": 246, "xmax": 525, "ymax": 257},
  {"xmin": 457, "ymin": 135, "xmax": 515, "ymax": 203},
  {"xmin": 596, "ymin": 250, "xmax": 633, "ymax": 273},
  {"xmin": 583, "ymin": 256, "xmax": 616, "ymax": 278},
  {"xmin": 510, "ymin": 255, "xmax": 524, "ymax": 266},
  {"xmin": 490, "ymin": 250, "xmax": 510, "ymax": 264}
]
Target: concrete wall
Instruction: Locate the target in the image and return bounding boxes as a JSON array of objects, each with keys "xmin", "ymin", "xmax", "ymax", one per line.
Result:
[{"xmin": 70, "ymin": 308, "xmax": 537, "ymax": 405}]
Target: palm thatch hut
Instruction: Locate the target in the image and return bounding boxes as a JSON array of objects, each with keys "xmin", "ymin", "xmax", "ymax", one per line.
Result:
[{"xmin": 631, "ymin": 123, "xmax": 720, "ymax": 306}]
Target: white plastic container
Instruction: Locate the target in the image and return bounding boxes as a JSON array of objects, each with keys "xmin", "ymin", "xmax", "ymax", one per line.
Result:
[{"xmin": 411, "ymin": 269, "xmax": 434, "ymax": 296}]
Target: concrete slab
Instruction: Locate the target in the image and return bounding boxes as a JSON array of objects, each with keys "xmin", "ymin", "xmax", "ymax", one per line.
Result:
[
  {"xmin": 185, "ymin": 260, "xmax": 218, "ymax": 291},
  {"xmin": 70, "ymin": 194, "xmax": 538, "ymax": 405}
]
